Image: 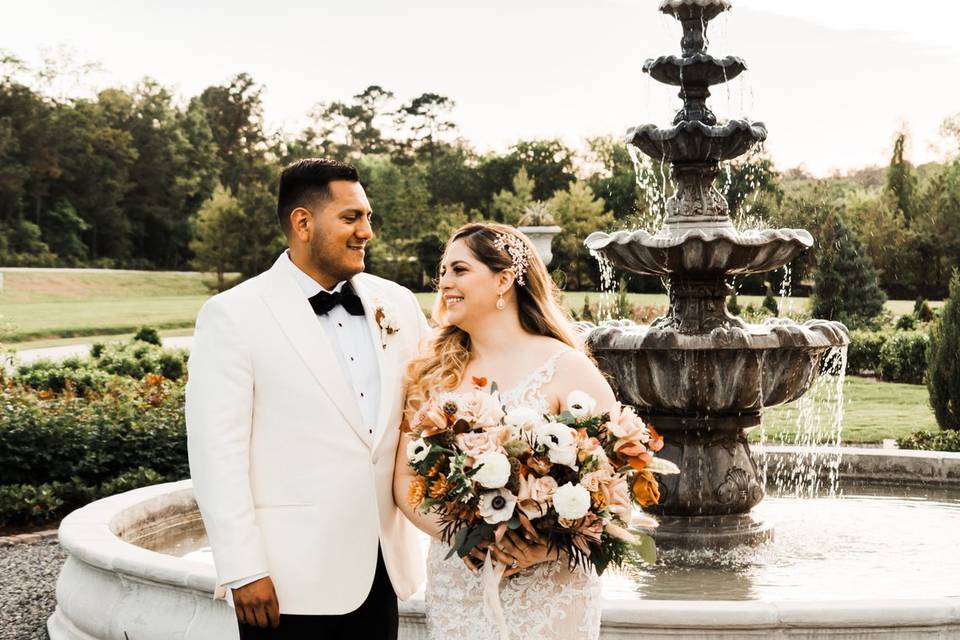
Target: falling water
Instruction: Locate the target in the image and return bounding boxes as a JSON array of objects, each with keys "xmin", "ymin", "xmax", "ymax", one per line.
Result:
[
  {"xmin": 591, "ymin": 249, "xmax": 617, "ymax": 320},
  {"xmin": 759, "ymin": 346, "xmax": 848, "ymax": 499}
]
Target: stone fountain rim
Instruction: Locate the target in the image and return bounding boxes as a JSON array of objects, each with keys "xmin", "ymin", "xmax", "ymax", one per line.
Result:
[
  {"xmin": 626, "ymin": 118, "xmax": 767, "ymax": 143},
  {"xmin": 643, "ymin": 52, "xmax": 746, "ymax": 72},
  {"xmin": 56, "ymin": 463, "xmax": 960, "ymax": 625},
  {"xmin": 586, "ymin": 318, "xmax": 850, "ymax": 350},
  {"xmin": 586, "ymin": 226, "xmax": 813, "ymax": 252}
]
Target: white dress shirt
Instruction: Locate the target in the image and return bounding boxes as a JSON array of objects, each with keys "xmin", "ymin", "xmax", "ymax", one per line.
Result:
[{"xmin": 225, "ymin": 251, "xmax": 382, "ymax": 601}]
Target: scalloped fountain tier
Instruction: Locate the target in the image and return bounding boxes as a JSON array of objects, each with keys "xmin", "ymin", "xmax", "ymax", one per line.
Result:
[{"xmin": 583, "ymin": 0, "xmax": 849, "ymax": 549}]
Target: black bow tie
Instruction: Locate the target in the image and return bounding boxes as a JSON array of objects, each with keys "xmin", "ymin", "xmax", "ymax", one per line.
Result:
[{"xmin": 308, "ymin": 283, "xmax": 365, "ymax": 317}]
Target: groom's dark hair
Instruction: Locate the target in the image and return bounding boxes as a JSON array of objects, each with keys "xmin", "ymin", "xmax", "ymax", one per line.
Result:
[{"xmin": 276, "ymin": 158, "xmax": 360, "ymax": 234}]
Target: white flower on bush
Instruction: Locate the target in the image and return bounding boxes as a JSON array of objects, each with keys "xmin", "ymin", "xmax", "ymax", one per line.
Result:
[
  {"xmin": 479, "ymin": 488, "xmax": 517, "ymax": 524},
  {"xmin": 553, "ymin": 482, "xmax": 591, "ymax": 520},
  {"xmin": 565, "ymin": 390, "xmax": 597, "ymax": 419},
  {"xmin": 407, "ymin": 438, "xmax": 429, "ymax": 464},
  {"xmin": 534, "ymin": 422, "xmax": 579, "ymax": 469},
  {"xmin": 473, "ymin": 451, "xmax": 512, "ymax": 489},
  {"xmin": 504, "ymin": 406, "xmax": 542, "ymax": 431}
]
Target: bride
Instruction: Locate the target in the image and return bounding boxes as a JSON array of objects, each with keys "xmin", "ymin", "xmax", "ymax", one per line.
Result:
[{"xmin": 394, "ymin": 222, "xmax": 617, "ymax": 639}]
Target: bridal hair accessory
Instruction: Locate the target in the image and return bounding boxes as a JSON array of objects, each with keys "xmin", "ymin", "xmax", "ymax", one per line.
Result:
[{"xmin": 493, "ymin": 232, "xmax": 530, "ymax": 286}]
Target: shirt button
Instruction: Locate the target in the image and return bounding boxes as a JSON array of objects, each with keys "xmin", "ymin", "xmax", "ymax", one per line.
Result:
[
  {"xmin": 369, "ymin": 429, "xmax": 373, "ymax": 434},
  {"xmin": 338, "ymin": 322, "xmax": 343, "ymax": 327},
  {"xmin": 350, "ymin": 356, "xmax": 355, "ymax": 362},
  {"xmin": 360, "ymin": 392, "xmax": 365, "ymax": 398}
]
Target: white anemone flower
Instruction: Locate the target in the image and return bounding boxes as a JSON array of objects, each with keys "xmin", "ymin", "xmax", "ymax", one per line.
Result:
[
  {"xmin": 565, "ymin": 390, "xmax": 597, "ymax": 419},
  {"xmin": 645, "ymin": 457, "xmax": 680, "ymax": 475},
  {"xmin": 479, "ymin": 488, "xmax": 517, "ymax": 524},
  {"xmin": 406, "ymin": 438, "xmax": 429, "ymax": 464}
]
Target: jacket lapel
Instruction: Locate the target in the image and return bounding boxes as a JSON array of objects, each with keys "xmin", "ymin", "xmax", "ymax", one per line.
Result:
[
  {"xmin": 350, "ymin": 275, "xmax": 396, "ymax": 451},
  {"xmin": 259, "ymin": 259, "xmax": 368, "ymax": 446}
]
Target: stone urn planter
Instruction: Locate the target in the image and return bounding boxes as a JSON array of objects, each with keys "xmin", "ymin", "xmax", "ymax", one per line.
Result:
[{"xmin": 517, "ymin": 225, "xmax": 562, "ymax": 267}]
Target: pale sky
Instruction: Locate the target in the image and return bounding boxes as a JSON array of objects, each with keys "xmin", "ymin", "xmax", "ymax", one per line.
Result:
[{"xmin": 4, "ymin": 0, "xmax": 959, "ymax": 176}]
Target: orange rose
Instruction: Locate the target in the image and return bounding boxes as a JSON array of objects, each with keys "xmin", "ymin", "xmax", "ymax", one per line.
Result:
[{"xmin": 632, "ymin": 469, "xmax": 661, "ymax": 507}]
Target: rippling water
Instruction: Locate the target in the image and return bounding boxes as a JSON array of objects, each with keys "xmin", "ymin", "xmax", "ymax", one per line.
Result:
[
  {"xmin": 176, "ymin": 484, "xmax": 960, "ymax": 603},
  {"xmin": 604, "ymin": 485, "xmax": 960, "ymax": 601}
]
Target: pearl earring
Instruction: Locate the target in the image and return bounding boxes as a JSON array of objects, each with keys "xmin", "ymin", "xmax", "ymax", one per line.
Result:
[{"xmin": 496, "ymin": 292, "xmax": 505, "ymax": 310}]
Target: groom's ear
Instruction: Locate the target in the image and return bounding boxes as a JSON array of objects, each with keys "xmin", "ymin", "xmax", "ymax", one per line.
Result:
[{"xmin": 288, "ymin": 206, "xmax": 313, "ymax": 242}]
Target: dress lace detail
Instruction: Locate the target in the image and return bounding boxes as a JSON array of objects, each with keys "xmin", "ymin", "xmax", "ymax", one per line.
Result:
[{"xmin": 424, "ymin": 349, "xmax": 602, "ymax": 640}]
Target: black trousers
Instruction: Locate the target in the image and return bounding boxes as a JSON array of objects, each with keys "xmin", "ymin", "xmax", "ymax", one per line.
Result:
[{"xmin": 237, "ymin": 547, "xmax": 398, "ymax": 640}]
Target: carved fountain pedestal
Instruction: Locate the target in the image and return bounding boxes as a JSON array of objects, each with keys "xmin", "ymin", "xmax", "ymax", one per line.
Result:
[{"xmin": 585, "ymin": 0, "xmax": 848, "ymax": 550}]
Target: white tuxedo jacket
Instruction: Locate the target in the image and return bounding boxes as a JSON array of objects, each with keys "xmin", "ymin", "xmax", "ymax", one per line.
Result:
[{"xmin": 186, "ymin": 254, "xmax": 428, "ymax": 614}]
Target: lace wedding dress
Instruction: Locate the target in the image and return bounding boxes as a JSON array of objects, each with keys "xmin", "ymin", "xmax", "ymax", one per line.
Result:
[{"xmin": 424, "ymin": 350, "xmax": 603, "ymax": 640}]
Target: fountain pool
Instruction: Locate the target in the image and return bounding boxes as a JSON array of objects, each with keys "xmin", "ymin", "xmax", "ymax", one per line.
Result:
[{"xmin": 49, "ymin": 448, "xmax": 960, "ymax": 639}]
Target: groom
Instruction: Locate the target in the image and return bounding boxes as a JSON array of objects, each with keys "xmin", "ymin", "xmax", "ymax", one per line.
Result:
[{"xmin": 186, "ymin": 159, "xmax": 428, "ymax": 639}]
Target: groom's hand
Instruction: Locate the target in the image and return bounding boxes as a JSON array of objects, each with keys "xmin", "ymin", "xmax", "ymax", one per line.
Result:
[{"xmin": 233, "ymin": 576, "xmax": 281, "ymax": 628}]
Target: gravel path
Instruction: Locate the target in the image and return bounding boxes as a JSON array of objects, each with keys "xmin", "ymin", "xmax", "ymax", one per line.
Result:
[{"xmin": 0, "ymin": 540, "xmax": 66, "ymax": 640}]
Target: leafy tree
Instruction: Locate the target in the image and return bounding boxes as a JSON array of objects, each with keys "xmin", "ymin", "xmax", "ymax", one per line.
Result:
[
  {"xmin": 547, "ymin": 181, "xmax": 612, "ymax": 290},
  {"xmin": 190, "ymin": 185, "xmax": 244, "ymax": 290},
  {"xmin": 507, "ymin": 139, "xmax": 576, "ymax": 201},
  {"xmin": 395, "ymin": 93, "xmax": 456, "ymax": 166},
  {"xmin": 585, "ymin": 135, "xmax": 641, "ymax": 220},
  {"xmin": 723, "ymin": 151, "xmax": 782, "ymax": 222},
  {"xmin": 811, "ymin": 214, "xmax": 887, "ymax": 327},
  {"xmin": 928, "ymin": 270, "xmax": 960, "ymax": 430},
  {"xmin": 197, "ymin": 73, "xmax": 271, "ymax": 192}
]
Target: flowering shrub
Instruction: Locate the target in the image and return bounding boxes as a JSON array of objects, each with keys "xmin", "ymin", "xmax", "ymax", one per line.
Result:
[{"xmin": 0, "ymin": 352, "xmax": 187, "ymax": 528}]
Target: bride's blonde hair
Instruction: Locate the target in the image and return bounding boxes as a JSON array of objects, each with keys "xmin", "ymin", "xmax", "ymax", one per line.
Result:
[{"xmin": 404, "ymin": 222, "xmax": 579, "ymax": 416}]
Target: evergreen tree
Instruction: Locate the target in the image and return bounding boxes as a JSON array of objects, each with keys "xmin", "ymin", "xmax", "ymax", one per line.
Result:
[
  {"xmin": 811, "ymin": 214, "xmax": 887, "ymax": 326},
  {"xmin": 886, "ymin": 130, "xmax": 916, "ymax": 227},
  {"xmin": 928, "ymin": 270, "xmax": 960, "ymax": 430},
  {"xmin": 491, "ymin": 167, "xmax": 536, "ymax": 225}
]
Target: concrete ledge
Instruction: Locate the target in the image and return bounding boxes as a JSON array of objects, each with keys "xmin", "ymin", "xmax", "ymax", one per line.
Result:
[
  {"xmin": 756, "ymin": 446, "xmax": 960, "ymax": 488},
  {"xmin": 50, "ymin": 463, "xmax": 960, "ymax": 639}
]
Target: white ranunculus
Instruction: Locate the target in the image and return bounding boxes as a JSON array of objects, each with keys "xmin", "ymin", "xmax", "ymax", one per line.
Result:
[
  {"xmin": 565, "ymin": 390, "xmax": 597, "ymax": 419},
  {"xmin": 478, "ymin": 488, "xmax": 517, "ymax": 524},
  {"xmin": 644, "ymin": 457, "xmax": 680, "ymax": 474},
  {"xmin": 406, "ymin": 438, "xmax": 429, "ymax": 464},
  {"xmin": 472, "ymin": 451, "xmax": 512, "ymax": 489},
  {"xmin": 547, "ymin": 444, "xmax": 578, "ymax": 469},
  {"xmin": 553, "ymin": 482, "xmax": 591, "ymax": 520},
  {"xmin": 504, "ymin": 406, "xmax": 543, "ymax": 431}
]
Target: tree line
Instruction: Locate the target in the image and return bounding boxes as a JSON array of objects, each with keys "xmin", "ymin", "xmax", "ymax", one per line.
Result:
[{"xmin": 2, "ymin": 54, "xmax": 959, "ymax": 298}]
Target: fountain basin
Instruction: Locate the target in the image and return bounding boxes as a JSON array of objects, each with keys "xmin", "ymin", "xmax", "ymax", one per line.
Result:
[
  {"xmin": 586, "ymin": 227, "xmax": 812, "ymax": 276},
  {"xmin": 643, "ymin": 53, "xmax": 746, "ymax": 87},
  {"xmin": 49, "ymin": 450, "xmax": 960, "ymax": 639},
  {"xmin": 627, "ymin": 119, "xmax": 766, "ymax": 163},
  {"xmin": 587, "ymin": 318, "xmax": 848, "ymax": 414}
]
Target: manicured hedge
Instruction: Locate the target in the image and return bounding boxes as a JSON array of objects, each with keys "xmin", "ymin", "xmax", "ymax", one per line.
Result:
[
  {"xmin": 846, "ymin": 329, "xmax": 930, "ymax": 384},
  {"xmin": 896, "ymin": 429, "xmax": 960, "ymax": 452}
]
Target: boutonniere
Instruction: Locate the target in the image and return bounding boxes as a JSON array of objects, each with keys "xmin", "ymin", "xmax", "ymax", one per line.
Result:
[{"xmin": 374, "ymin": 301, "xmax": 400, "ymax": 349}]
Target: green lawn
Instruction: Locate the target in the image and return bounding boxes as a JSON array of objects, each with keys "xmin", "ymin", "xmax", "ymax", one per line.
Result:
[
  {"xmin": 0, "ymin": 269, "xmax": 217, "ymax": 343},
  {"xmin": 753, "ymin": 376, "xmax": 936, "ymax": 445}
]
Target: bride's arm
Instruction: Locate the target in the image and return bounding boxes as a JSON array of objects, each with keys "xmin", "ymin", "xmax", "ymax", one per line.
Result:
[
  {"xmin": 393, "ymin": 421, "xmax": 444, "ymax": 539},
  {"xmin": 550, "ymin": 349, "xmax": 618, "ymax": 415}
]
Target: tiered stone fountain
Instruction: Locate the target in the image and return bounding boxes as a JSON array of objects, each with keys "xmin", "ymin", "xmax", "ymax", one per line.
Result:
[{"xmin": 585, "ymin": 0, "xmax": 848, "ymax": 550}]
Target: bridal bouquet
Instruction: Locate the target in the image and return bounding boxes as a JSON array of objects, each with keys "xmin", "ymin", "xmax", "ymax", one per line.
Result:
[{"xmin": 404, "ymin": 377, "xmax": 679, "ymax": 577}]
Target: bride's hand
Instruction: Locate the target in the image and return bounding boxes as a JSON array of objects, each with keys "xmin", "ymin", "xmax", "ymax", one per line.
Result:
[{"xmin": 496, "ymin": 531, "xmax": 560, "ymax": 577}]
